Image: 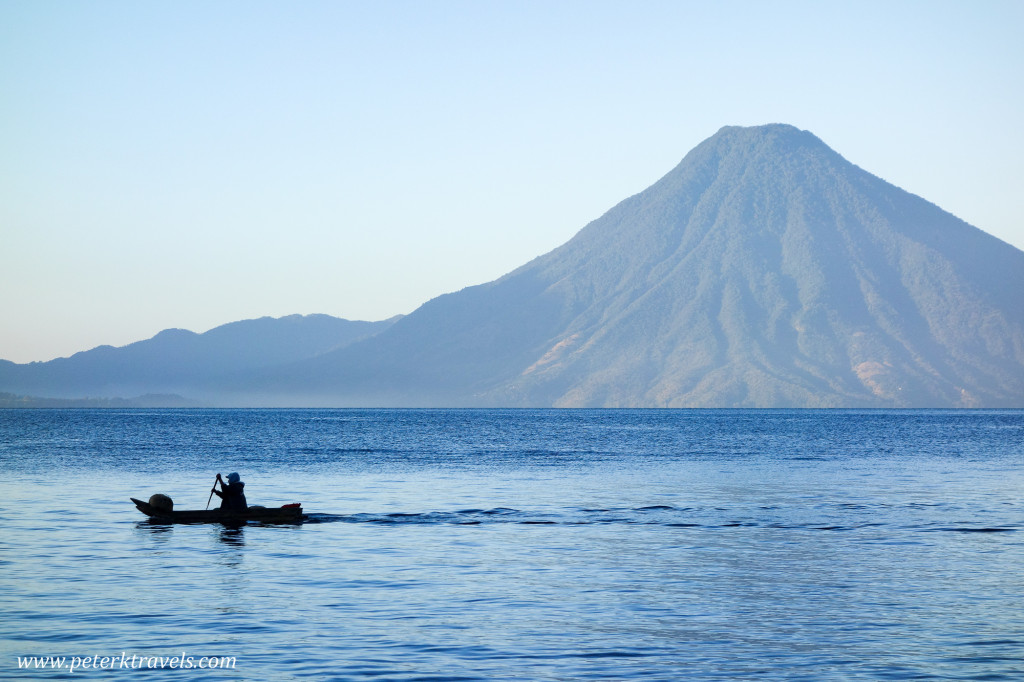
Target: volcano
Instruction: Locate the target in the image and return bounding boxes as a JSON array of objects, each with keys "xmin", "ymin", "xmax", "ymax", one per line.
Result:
[{"xmin": 256, "ymin": 124, "xmax": 1024, "ymax": 407}]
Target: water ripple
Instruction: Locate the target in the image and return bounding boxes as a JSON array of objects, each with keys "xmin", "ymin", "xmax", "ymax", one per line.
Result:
[{"xmin": 302, "ymin": 505, "xmax": 1022, "ymax": 536}]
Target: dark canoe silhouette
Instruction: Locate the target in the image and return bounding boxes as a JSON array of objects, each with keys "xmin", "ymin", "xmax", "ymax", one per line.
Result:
[{"xmin": 131, "ymin": 497, "xmax": 304, "ymax": 524}]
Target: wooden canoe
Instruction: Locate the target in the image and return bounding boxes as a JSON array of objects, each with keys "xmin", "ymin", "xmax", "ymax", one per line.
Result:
[{"xmin": 131, "ymin": 497, "xmax": 304, "ymax": 524}]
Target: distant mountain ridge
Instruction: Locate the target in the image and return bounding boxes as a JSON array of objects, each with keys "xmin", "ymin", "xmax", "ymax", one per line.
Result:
[
  {"xmin": 0, "ymin": 314, "xmax": 399, "ymax": 403},
  {"xmin": 3, "ymin": 124, "xmax": 1022, "ymax": 407}
]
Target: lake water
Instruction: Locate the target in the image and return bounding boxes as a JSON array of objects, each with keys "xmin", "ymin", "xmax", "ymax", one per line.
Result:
[{"xmin": 1, "ymin": 408, "xmax": 1022, "ymax": 680}]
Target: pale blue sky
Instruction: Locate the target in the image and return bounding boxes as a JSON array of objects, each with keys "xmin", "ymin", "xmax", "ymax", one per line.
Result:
[{"xmin": 2, "ymin": 0, "xmax": 1022, "ymax": 363}]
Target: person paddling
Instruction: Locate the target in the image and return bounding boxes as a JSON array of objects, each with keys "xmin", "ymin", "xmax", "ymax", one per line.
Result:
[{"xmin": 211, "ymin": 472, "xmax": 248, "ymax": 511}]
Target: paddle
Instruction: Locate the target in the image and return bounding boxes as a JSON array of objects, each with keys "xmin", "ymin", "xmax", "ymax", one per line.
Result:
[{"xmin": 206, "ymin": 474, "xmax": 219, "ymax": 510}]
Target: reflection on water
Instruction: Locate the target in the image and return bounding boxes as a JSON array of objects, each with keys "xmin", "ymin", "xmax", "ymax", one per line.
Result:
[
  {"xmin": 217, "ymin": 526, "xmax": 245, "ymax": 548},
  {"xmin": 134, "ymin": 521, "xmax": 175, "ymax": 538}
]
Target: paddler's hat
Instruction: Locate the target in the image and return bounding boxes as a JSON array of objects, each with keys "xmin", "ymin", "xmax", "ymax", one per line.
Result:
[{"xmin": 227, "ymin": 472, "xmax": 240, "ymax": 484}]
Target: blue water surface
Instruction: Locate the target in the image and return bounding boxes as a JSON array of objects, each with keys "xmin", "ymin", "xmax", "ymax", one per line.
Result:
[{"xmin": 1, "ymin": 409, "xmax": 1022, "ymax": 680}]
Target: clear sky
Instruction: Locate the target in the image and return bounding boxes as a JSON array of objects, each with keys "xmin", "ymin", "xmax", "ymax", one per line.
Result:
[{"xmin": 2, "ymin": 0, "xmax": 1022, "ymax": 364}]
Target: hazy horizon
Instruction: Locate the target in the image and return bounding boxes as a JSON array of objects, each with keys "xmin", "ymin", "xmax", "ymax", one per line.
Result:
[{"xmin": 3, "ymin": 1, "xmax": 1022, "ymax": 364}]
